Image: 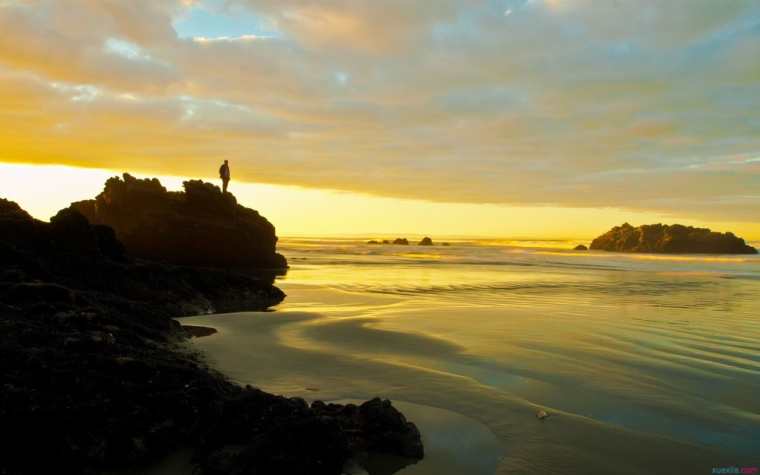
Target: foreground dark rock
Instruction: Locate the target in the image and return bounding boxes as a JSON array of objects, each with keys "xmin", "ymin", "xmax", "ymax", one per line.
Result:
[
  {"xmin": 312, "ymin": 399, "xmax": 423, "ymax": 459},
  {"xmin": 0, "ymin": 197, "xmax": 423, "ymax": 474},
  {"xmin": 202, "ymin": 397, "xmax": 423, "ymax": 475},
  {"xmin": 70, "ymin": 174, "xmax": 287, "ymax": 269},
  {"xmin": 590, "ymin": 223, "xmax": 758, "ymax": 254},
  {"xmin": 0, "ymin": 198, "xmax": 284, "ymax": 316}
]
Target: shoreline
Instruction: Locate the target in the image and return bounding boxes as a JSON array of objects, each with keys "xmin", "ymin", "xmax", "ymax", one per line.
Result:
[
  {"xmin": 182, "ymin": 282, "xmax": 748, "ymax": 474},
  {"xmin": 179, "ymin": 314, "xmax": 503, "ymax": 475}
]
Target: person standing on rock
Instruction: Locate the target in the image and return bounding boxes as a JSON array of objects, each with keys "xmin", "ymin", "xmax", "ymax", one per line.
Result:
[{"xmin": 219, "ymin": 160, "xmax": 231, "ymax": 193}]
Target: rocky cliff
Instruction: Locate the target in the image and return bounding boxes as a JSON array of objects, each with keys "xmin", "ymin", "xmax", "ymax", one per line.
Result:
[
  {"xmin": 0, "ymin": 197, "xmax": 422, "ymax": 474},
  {"xmin": 590, "ymin": 223, "xmax": 757, "ymax": 254},
  {"xmin": 70, "ymin": 174, "xmax": 287, "ymax": 269}
]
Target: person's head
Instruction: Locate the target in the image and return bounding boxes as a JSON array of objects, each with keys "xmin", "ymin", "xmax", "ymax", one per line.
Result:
[{"xmin": 224, "ymin": 160, "xmax": 228, "ymax": 164}]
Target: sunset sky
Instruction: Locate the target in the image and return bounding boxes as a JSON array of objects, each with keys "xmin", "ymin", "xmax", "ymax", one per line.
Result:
[{"xmin": 1, "ymin": 1, "xmax": 759, "ymax": 238}]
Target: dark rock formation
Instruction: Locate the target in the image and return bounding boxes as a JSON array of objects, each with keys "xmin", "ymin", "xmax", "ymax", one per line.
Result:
[
  {"xmin": 0, "ymin": 198, "xmax": 423, "ymax": 474},
  {"xmin": 0, "ymin": 199, "xmax": 283, "ymax": 316},
  {"xmin": 367, "ymin": 240, "xmax": 380, "ymax": 245},
  {"xmin": 418, "ymin": 237, "xmax": 433, "ymax": 246},
  {"xmin": 70, "ymin": 174, "xmax": 287, "ymax": 269},
  {"xmin": 392, "ymin": 238, "xmax": 409, "ymax": 245},
  {"xmin": 311, "ymin": 399, "xmax": 423, "ymax": 460},
  {"xmin": 574, "ymin": 244, "xmax": 588, "ymax": 251},
  {"xmin": 590, "ymin": 223, "xmax": 758, "ymax": 254},
  {"xmin": 201, "ymin": 395, "xmax": 422, "ymax": 475}
]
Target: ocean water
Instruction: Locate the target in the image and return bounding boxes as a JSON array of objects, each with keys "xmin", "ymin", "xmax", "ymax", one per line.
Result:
[{"xmin": 183, "ymin": 238, "xmax": 760, "ymax": 474}]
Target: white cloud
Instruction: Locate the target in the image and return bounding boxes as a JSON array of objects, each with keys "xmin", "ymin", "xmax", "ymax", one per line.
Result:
[
  {"xmin": 104, "ymin": 38, "xmax": 152, "ymax": 61},
  {"xmin": 192, "ymin": 34, "xmax": 271, "ymax": 43},
  {"xmin": 0, "ymin": 0, "xmax": 758, "ymax": 222}
]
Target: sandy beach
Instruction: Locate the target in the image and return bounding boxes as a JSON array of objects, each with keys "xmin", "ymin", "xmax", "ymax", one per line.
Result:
[{"xmin": 181, "ymin": 237, "xmax": 760, "ymax": 474}]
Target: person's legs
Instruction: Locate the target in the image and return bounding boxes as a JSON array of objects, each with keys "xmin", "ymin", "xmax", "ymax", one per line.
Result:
[{"xmin": 223, "ymin": 179, "xmax": 229, "ymax": 193}]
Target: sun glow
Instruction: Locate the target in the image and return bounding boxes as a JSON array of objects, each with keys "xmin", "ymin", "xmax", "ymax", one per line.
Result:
[{"xmin": 2, "ymin": 162, "xmax": 759, "ymax": 242}]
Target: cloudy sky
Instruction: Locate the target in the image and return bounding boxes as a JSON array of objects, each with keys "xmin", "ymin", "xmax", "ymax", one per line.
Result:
[{"xmin": 1, "ymin": 0, "xmax": 759, "ymax": 237}]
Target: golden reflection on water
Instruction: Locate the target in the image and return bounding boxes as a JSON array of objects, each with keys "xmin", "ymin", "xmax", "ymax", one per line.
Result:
[
  {"xmin": 614, "ymin": 254, "xmax": 753, "ymax": 263},
  {"xmin": 535, "ymin": 250, "xmax": 754, "ymax": 263},
  {"xmin": 397, "ymin": 253, "xmax": 444, "ymax": 260},
  {"xmin": 185, "ymin": 239, "xmax": 760, "ymax": 474}
]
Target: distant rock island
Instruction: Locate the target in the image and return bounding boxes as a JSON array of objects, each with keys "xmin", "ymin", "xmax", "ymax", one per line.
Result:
[
  {"xmin": 367, "ymin": 236, "xmax": 447, "ymax": 246},
  {"xmin": 590, "ymin": 223, "xmax": 758, "ymax": 254},
  {"xmin": 573, "ymin": 244, "xmax": 588, "ymax": 251},
  {"xmin": 70, "ymin": 174, "xmax": 287, "ymax": 269}
]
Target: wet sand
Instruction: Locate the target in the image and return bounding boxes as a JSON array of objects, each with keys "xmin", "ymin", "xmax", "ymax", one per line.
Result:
[
  {"xmin": 180, "ymin": 239, "xmax": 760, "ymax": 474},
  {"xmin": 182, "ymin": 305, "xmax": 736, "ymax": 475}
]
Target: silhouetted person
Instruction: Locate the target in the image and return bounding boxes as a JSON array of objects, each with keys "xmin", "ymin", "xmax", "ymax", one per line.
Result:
[{"xmin": 219, "ymin": 160, "xmax": 230, "ymax": 193}]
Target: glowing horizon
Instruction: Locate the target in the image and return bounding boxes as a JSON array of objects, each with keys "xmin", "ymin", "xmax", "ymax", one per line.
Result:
[
  {"xmin": 3, "ymin": 162, "xmax": 759, "ymax": 242},
  {"xmin": 0, "ymin": 1, "xmax": 758, "ymax": 234}
]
